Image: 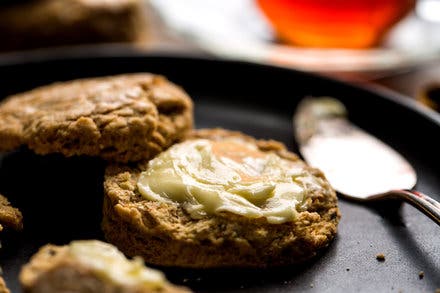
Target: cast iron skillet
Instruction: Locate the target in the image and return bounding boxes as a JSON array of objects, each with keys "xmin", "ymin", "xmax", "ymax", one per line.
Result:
[{"xmin": 0, "ymin": 51, "xmax": 439, "ymax": 293}]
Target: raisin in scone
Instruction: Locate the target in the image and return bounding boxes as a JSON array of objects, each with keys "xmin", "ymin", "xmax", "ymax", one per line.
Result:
[
  {"xmin": 102, "ymin": 128, "xmax": 340, "ymax": 268},
  {"xmin": 0, "ymin": 73, "xmax": 193, "ymax": 162},
  {"xmin": 19, "ymin": 240, "xmax": 190, "ymax": 293}
]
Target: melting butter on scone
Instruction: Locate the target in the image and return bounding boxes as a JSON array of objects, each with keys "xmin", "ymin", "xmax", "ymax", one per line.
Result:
[
  {"xmin": 68, "ymin": 240, "xmax": 166, "ymax": 289},
  {"xmin": 137, "ymin": 138, "xmax": 322, "ymax": 223},
  {"xmin": 20, "ymin": 240, "xmax": 190, "ymax": 293},
  {"xmin": 103, "ymin": 129, "xmax": 340, "ymax": 268}
]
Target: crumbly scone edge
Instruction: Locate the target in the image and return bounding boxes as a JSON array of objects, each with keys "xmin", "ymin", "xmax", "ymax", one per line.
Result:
[{"xmin": 0, "ymin": 193, "xmax": 23, "ymax": 232}]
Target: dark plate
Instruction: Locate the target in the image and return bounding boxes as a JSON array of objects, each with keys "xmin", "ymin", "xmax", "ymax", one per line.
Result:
[{"xmin": 0, "ymin": 52, "xmax": 439, "ymax": 293}]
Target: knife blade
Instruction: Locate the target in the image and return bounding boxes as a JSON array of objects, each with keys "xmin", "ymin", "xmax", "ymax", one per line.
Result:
[{"xmin": 293, "ymin": 97, "xmax": 417, "ymax": 199}]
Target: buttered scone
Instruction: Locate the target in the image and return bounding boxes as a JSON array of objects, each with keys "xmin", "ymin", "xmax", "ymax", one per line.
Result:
[
  {"xmin": 19, "ymin": 240, "xmax": 190, "ymax": 293},
  {"xmin": 103, "ymin": 129, "xmax": 340, "ymax": 267},
  {"xmin": 0, "ymin": 74, "xmax": 193, "ymax": 162}
]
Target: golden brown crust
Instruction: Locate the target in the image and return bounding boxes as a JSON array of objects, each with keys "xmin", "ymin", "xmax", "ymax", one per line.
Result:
[
  {"xmin": 0, "ymin": 0, "xmax": 148, "ymax": 52},
  {"xmin": 0, "ymin": 194, "xmax": 23, "ymax": 232},
  {"xmin": 20, "ymin": 244, "xmax": 190, "ymax": 293},
  {"xmin": 0, "ymin": 73, "xmax": 193, "ymax": 163},
  {"xmin": 102, "ymin": 128, "xmax": 340, "ymax": 268}
]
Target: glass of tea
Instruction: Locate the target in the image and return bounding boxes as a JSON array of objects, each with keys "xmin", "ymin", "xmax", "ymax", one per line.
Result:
[{"xmin": 256, "ymin": 0, "xmax": 416, "ymax": 48}]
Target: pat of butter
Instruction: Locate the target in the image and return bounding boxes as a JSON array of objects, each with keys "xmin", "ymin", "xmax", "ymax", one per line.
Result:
[
  {"xmin": 137, "ymin": 139, "xmax": 321, "ymax": 224},
  {"xmin": 68, "ymin": 240, "xmax": 166, "ymax": 289}
]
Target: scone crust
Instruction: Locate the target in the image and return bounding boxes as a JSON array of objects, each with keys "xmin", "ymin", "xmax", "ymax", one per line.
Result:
[
  {"xmin": 19, "ymin": 244, "xmax": 189, "ymax": 293},
  {"xmin": 0, "ymin": 73, "xmax": 193, "ymax": 162},
  {"xmin": 102, "ymin": 128, "xmax": 340, "ymax": 268}
]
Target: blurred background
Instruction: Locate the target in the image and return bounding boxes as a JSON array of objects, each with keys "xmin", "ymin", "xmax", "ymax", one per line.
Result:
[{"xmin": 1, "ymin": 0, "xmax": 440, "ymax": 110}]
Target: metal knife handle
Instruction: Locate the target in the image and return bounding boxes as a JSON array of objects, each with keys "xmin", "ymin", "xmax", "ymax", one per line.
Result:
[{"xmin": 384, "ymin": 189, "xmax": 440, "ymax": 226}]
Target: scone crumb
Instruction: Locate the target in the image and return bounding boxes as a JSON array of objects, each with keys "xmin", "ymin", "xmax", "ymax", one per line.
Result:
[
  {"xmin": 0, "ymin": 194, "xmax": 23, "ymax": 232},
  {"xmin": 435, "ymin": 288, "xmax": 440, "ymax": 293},
  {"xmin": 418, "ymin": 271, "xmax": 424, "ymax": 279},
  {"xmin": 376, "ymin": 253, "xmax": 386, "ymax": 262},
  {"xmin": 310, "ymin": 283, "xmax": 314, "ymax": 288}
]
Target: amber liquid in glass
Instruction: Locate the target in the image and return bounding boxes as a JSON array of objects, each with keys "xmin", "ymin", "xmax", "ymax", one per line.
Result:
[{"xmin": 257, "ymin": 0, "xmax": 415, "ymax": 48}]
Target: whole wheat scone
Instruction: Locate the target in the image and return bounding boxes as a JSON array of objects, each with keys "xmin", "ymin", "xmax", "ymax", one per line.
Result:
[
  {"xmin": 0, "ymin": 0, "xmax": 148, "ymax": 52},
  {"xmin": 0, "ymin": 73, "xmax": 193, "ymax": 162},
  {"xmin": 0, "ymin": 193, "xmax": 23, "ymax": 232},
  {"xmin": 19, "ymin": 240, "xmax": 190, "ymax": 293},
  {"xmin": 102, "ymin": 128, "xmax": 340, "ymax": 268}
]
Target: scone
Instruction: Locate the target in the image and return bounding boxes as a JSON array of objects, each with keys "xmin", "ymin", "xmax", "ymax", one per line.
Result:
[
  {"xmin": 102, "ymin": 128, "xmax": 340, "ymax": 268},
  {"xmin": 0, "ymin": 193, "xmax": 23, "ymax": 233},
  {"xmin": 0, "ymin": 0, "xmax": 148, "ymax": 52},
  {"xmin": 19, "ymin": 240, "xmax": 190, "ymax": 293},
  {"xmin": 0, "ymin": 73, "xmax": 193, "ymax": 162}
]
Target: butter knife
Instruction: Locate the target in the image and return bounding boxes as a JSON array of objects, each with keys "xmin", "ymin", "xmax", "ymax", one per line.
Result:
[{"xmin": 293, "ymin": 97, "xmax": 440, "ymax": 226}]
